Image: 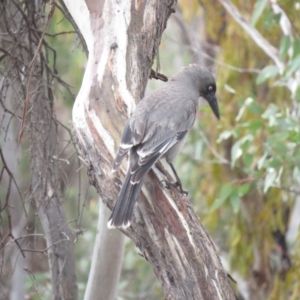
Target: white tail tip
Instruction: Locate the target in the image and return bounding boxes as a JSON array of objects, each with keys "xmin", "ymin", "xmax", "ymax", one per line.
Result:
[{"xmin": 107, "ymin": 219, "xmax": 131, "ymax": 229}]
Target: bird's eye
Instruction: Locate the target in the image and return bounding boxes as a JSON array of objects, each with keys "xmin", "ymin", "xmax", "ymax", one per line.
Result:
[{"xmin": 208, "ymin": 85, "xmax": 213, "ymax": 91}]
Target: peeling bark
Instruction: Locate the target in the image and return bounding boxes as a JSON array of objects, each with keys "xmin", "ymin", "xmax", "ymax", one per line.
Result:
[{"xmin": 65, "ymin": 0, "xmax": 236, "ymax": 299}]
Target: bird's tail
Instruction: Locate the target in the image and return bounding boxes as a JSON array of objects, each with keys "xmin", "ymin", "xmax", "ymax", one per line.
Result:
[{"xmin": 107, "ymin": 172, "xmax": 144, "ymax": 229}]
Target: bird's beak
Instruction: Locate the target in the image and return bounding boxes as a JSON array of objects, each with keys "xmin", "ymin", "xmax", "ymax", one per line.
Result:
[{"xmin": 207, "ymin": 94, "xmax": 220, "ymax": 120}]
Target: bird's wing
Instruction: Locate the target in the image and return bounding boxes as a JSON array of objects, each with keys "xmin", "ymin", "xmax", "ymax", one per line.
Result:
[
  {"xmin": 130, "ymin": 126, "xmax": 178, "ymax": 183},
  {"xmin": 112, "ymin": 112, "xmax": 148, "ymax": 171},
  {"xmin": 120, "ymin": 111, "xmax": 149, "ymax": 147},
  {"xmin": 113, "ymin": 98, "xmax": 196, "ymax": 172}
]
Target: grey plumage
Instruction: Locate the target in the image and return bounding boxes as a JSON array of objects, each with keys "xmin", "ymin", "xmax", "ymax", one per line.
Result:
[{"xmin": 108, "ymin": 64, "xmax": 219, "ymax": 229}]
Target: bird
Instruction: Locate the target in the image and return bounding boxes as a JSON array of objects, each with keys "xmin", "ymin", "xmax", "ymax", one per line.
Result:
[{"xmin": 108, "ymin": 64, "xmax": 219, "ymax": 229}]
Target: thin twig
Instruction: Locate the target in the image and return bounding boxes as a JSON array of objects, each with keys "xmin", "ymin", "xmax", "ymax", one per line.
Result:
[
  {"xmin": 197, "ymin": 128, "xmax": 230, "ymax": 165},
  {"xmin": 6, "ymin": 212, "xmax": 26, "ymax": 258},
  {"xmin": 0, "ymin": 149, "xmax": 25, "ymax": 214},
  {"xmin": 19, "ymin": 0, "xmax": 55, "ymax": 142}
]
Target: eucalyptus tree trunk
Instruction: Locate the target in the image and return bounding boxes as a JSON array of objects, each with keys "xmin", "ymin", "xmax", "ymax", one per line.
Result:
[
  {"xmin": 84, "ymin": 200, "xmax": 125, "ymax": 300},
  {"xmin": 64, "ymin": 0, "xmax": 236, "ymax": 299}
]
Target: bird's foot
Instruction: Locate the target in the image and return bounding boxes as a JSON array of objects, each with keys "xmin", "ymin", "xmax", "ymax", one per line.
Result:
[
  {"xmin": 174, "ymin": 181, "xmax": 189, "ymax": 196},
  {"xmin": 160, "ymin": 179, "xmax": 170, "ymax": 190},
  {"xmin": 160, "ymin": 180, "xmax": 188, "ymax": 196}
]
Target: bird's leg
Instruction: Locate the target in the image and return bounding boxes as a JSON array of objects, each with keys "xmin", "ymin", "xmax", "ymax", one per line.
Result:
[
  {"xmin": 166, "ymin": 163, "xmax": 188, "ymax": 196},
  {"xmin": 160, "ymin": 179, "xmax": 171, "ymax": 190}
]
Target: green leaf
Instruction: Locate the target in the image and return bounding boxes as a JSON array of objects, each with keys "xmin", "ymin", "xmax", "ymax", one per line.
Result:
[
  {"xmin": 209, "ymin": 197, "xmax": 226, "ymax": 212},
  {"xmin": 293, "ymin": 167, "xmax": 300, "ymax": 182},
  {"xmin": 231, "ymin": 142, "xmax": 243, "ymax": 166},
  {"xmin": 235, "ymin": 104, "xmax": 247, "ymax": 122},
  {"xmin": 243, "ymin": 153, "xmax": 253, "ymax": 169},
  {"xmin": 279, "ymin": 36, "xmax": 291, "ymax": 60},
  {"xmin": 285, "ymin": 54, "xmax": 300, "ymax": 77},
  {"xmin": 230, "ymin": 195, "xmax": 240, "ymax": 214},
  {"xmin": 248, "ymin": 101, "xmax": 263, "ymax": 114},
  {"xmin": 238, "ymin": 183, "xmax": 251, "ymax": 196},
  {"xmin": 210, "ymin": 183, "xmax": 233, "ymax": 212},
  {"xmin": 194, "ymin": 140, "xmax": 204, "ymax": 160},
  {"xmin": 246, "ymin": 120, "xmax": 264, "ymax": 133},
  {"xmin": 224, "ymin": 84, "xmax": 236, "ymax": 94},
  {"xmin": 256, "ymin": 65, "xmax": 279, "ymax": 84},
  {"xmin": 295, "ymin": 86, "xmax": 300, "ymax": 102},
  {"xmin": 264, "ymin": 10, "xmax": 280, "ymax": 30},
  {"xmin": 220, "ymin": 183, "xmax": 234, "ymax": 200},
  {"xmin": 217, "ymin": 130, "xmax": 234, "ymax": 143},
  {"xmin": 231, "ymin": 135, "xmax": 254, "ymax": 167},
  {"xmin": 268, "ymin": 158, "xmax": 282, "ymax": 169},
  {"xmin": 231, "ymin": 227, "xmax": 242, "ymax": 247},
  {"xmin": 272, "ymin": 132, "xmax": 289, "ymax": 142},
  {"xmin": 251, "ymin": 0, "xmax": 267, "ymax": 26},
  {"xmin": 261, "ymin": 103, "xmax": 278, "ymax": 119},
  {"xmin": 257, "ymin": 152, "xmax": 268, "ymax": 170},
  {"xmin": 275, "ymin": 166, "xmax": 284, "ymax": 185},
  {"xmin": 292, "ymin": 38, "xmax": 300, "ymax": 59},
  {"xmin": 264, "ymin": 168, "xmax": 277, "ymax": 193},
  {"xmin": 236, "ymin": 97, "xmax": 254, "ymax": 121}
]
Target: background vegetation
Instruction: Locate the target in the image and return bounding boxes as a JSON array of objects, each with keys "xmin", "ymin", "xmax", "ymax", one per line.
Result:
[{"xmin": 1, "ymin": 0, "xmax": 300, "ymax": 299}]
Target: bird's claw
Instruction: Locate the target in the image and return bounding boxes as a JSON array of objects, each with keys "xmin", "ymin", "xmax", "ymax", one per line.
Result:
[
  {"xmin": 175, "ymin": 182, "xmax": 188, "ymax": 196},
  {"xmin": 160, "ymin": 180, "xmax": 188, "ymax": 196},
  {"xmin": 160, "ymin": 179, "xmax": 171, "ymax": 190}
]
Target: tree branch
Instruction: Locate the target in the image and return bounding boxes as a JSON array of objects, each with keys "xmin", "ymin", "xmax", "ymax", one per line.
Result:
[
  {"xmin": 66, "ymin": 0, "xmax": 237, "ymax": 299},
  {"xmin": 217, "ymin": 0, "xmax": 284, "ymax": 73}
]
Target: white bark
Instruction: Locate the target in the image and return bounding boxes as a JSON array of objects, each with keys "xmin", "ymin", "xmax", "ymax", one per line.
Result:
[
  {"xmin": 65, "ymin": 0, "xmax": 236, "ymax": 299},
  {"xmin": 84, "ymin": 200, "xmax": 125, "ymax": 300}
]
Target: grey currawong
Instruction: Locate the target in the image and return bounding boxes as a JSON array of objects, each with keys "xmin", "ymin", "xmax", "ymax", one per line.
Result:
[{"xmin": 108, "ymin": 64, "xmax": 219, "ymax": 229}]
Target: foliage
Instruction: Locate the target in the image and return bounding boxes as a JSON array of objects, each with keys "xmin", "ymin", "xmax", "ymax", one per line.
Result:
[{"xmin": 176, "ymin": 0, "xmax": 300, "ymax": 298}]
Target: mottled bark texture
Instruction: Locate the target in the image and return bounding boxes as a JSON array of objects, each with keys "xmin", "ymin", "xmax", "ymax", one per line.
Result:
[{"xmin": 65, "ymin": 0, "xmax": 236, "ymax": 299}]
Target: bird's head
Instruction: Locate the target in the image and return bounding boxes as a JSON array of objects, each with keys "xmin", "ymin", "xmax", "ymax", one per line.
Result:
[
  {"xmin": 174, "ymin": 64, "xmax": 220, "ymax": 120},
  {"xmin": 198, "ymin": 71, "xmax": 220, "ymax": 120}
]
